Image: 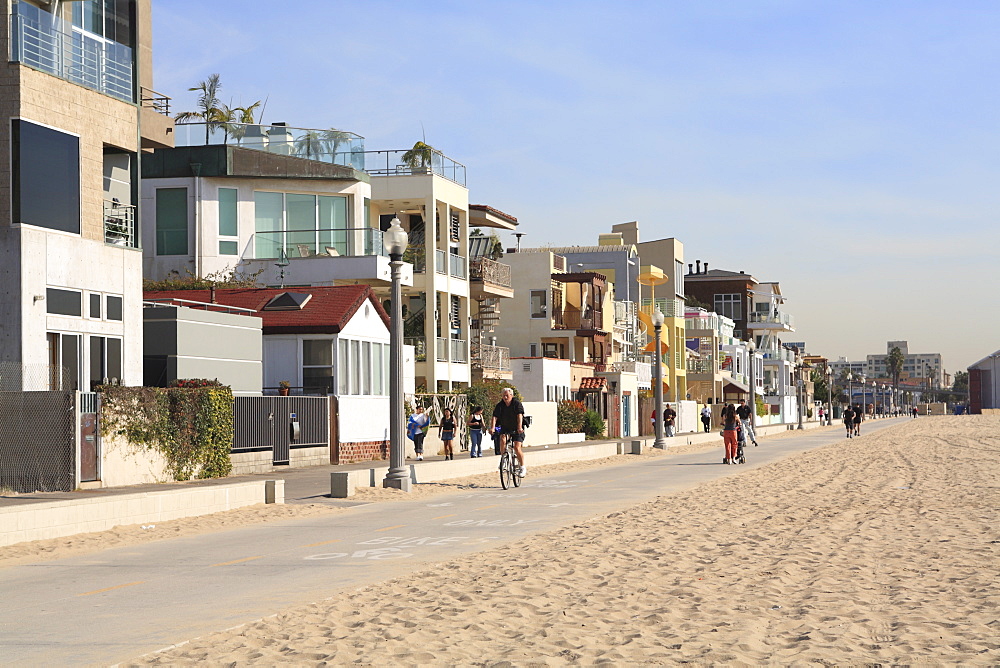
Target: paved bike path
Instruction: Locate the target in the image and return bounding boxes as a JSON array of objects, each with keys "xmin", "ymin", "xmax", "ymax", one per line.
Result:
[{"xmin": 0, "ymin": 420, "xmax": 907, "ymax": 665}]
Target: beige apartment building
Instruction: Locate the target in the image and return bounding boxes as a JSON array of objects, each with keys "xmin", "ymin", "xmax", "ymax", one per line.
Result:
[{"xmin": 1, "ymin": 0, "xmax": 172, "ymax": 390}]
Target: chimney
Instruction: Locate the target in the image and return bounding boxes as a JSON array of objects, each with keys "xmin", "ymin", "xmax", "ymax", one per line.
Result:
[
  {"xmin": 688, "ymin": 263, "xmax": 693, "ymax": 274},
  {"xmin": 704, "ymin": 262, "xmax": 709, "ymax": 273},
  {"xmin": 695, "ymin": 260, "xmax": 701, "ymax": 274}
]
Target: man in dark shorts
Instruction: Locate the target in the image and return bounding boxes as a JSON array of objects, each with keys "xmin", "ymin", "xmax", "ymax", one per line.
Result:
[
  {"xmin": 490, "ymin": 388, "xmax": 526, "ymax": 477},
  {"xmin": 843, "ymin": 404, "xmax": 855, "ymax": 439},
  {"xmin": 852, "ymin": 403, "xmax": 863, "ymax": 437}
]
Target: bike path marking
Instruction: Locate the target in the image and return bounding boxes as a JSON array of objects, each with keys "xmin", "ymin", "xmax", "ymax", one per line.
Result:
[
  {"xmin": 210, "ymin": 555, "xmax": 263, "ymax": 568},
  {"xmin": 78, "ymin": 581, "xmax": 144, "ymax": 597}
]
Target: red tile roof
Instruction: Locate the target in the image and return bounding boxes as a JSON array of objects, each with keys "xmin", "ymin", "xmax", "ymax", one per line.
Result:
[
  {"xmin": 143, "ymin": 285, "xmax": 390, "ymax": 335},
  {"xmin": 578, "ymin": 376, "xmax": 607, "ymax": 390}
]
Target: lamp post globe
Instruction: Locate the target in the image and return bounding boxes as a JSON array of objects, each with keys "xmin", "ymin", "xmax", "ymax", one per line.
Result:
[
  {"xmin": 383, "ymin": 216, "xmax": 411, "ymax": 492},
  {"xmin": 652, "ymin": 308, "xmax": 667, "ymax": 449}
]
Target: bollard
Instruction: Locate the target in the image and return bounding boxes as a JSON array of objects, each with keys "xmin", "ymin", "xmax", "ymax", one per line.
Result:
[
  {"xmin": 330, "ymin": 471, "xmax": 355, "ymax": 498},
  {"xmin": 630, "ymin": 440, "xmax": 643, "ymax": 455},
  {"xmin": 264, "ymin": 479, "xmax": 285, "ymax": 504}
]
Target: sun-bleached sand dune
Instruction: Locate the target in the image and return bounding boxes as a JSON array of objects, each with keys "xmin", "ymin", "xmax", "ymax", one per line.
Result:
[{"xmin": 132, "ymin": 416, "xmax": 1000, "ymax": 665}]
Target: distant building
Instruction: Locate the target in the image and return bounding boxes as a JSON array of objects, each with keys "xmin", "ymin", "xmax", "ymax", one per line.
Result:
[
  {"xmin": 968, "ymin": 350, "xmax": 1000, "ymax": 413},
  {"xmin": 866, "ymin": 341, "xmax": 945, "ymax": 389}
]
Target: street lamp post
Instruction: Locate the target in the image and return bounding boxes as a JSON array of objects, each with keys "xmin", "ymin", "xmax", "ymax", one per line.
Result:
[
  {"xmin": 382, "ymin": 217, "xmax": 411, "ymax": 492},
  {"xmin": 827, "ymin": 365, "xmax": 835, "ymax": 425},
  {"xmin": 652, "ymin": 308, "xmax": 667, "ymax": 449},
  {"xmin": 796, "ymin": 366, "xmax": 805, "ymax": 430},
  {"xmin": 847, "ymin": 372, "xmax": 853, "ymax": 410},
  {"xmin": 748, "ymin": 339, "xmax": 757, "ymax": 431}
]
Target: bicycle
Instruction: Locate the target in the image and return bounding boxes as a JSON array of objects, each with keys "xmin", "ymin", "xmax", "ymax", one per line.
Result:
[{"xmin": 498, "ymin": 432, "xmax": 521, "ymax": 490}]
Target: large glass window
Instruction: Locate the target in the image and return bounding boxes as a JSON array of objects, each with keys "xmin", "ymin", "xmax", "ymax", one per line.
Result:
[
  {"xmin": 287, "ymin": 194, "xmax": 317, "ymax": 257},
  {"xmin": 72, "ymin": 0, "xmax": 134, "ymax": 47},
  {"xmin": 530, "ymin": 290, "xmax": 547, "ymax": 318},
  {"xmin": 47, "ymin": 288, "xmax": 82, "ymax": 316},
  {"xmin": 89, "ymin": 336, "xmax": 122, "ymax": 389},
  {"xmin": 155, "ymin": 188, "xmax": 188, "ymax": 255},
  {"xmin": 319, "ymin": 195, "xmax": 349, "ymax": 254},
  {"xmin": 254, "ymin": 191, "xmax": 284, "ymax": 260},
  {"xmin": 334, "ymin": 338, "xmax": 388, "ymax": 396},
  {"xmin": 12, "ymin": 120, "xmax": 80, "ymax": 234},
  {"xmin": 714, "ymin": 294, "xmax": 742, "ymax": 321},
  {"xmin": 254, "ymin": 192, "xmax": 349, "ymax": 259},
  {"xmin": 48, "ymin": 333, "xmax": 80, "ymax": 391},
  {"xmin": 302, "ymin": 339, "xmax": 334, "ymax": 393}
]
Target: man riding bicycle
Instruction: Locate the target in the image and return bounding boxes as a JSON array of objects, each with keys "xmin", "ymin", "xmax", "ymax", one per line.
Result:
[{"xmin": 491, "ymin": 388, "xmax": 526, "ymax": 477}]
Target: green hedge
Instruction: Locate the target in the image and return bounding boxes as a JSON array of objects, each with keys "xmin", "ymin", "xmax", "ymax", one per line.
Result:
[{"xmin": 99, "ymin": 385, "xmax": 234, "ymax": 481}]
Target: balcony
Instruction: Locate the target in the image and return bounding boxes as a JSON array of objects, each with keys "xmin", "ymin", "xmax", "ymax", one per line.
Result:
[
  {"xmin": 763, "ymin": 348, "xmax": 796, "ymax": 363},
  {"xmin": 104, "ymin": 200, "xmax": 136, "ymax": 248},
  {"xmin": 405, "ymin": 337, "xmax": 426, "ymax": 362},
  {"xmin": 553, "ymin": 310, "xmax": 605, "ymax": 332},
  {"xmin": 448, "ymin": 253, "xmax": 467, "ymax": 280},
  {"xmin": 11, "ymin": 2, "xmax": 133, "ymax": 103},
  {"xmin": 472, "ymin": 343, "xmax": 510, "ymax": 372},
  {"xmin": 436, "ymin": 338, "xmax": 468, "ymax": 363},
  {"xmin": 174, "ymin": 122, "xmax": 365, "ymax": 170},
  {"xmin": 641, "ymin": 297, "xmax": 685, "ymax": 319},
  {"xmin": 687, "ymin": 359, "xmax": 716, "ymax": 375},
  {"xmin": 139, "ymin": 86, "xmax": 174, "ymax": 150},
  {"xmin": 469, "ymin": 258, "xmax": 513, "ymax": 300},
  {"xmin": 361, "ymin": 149, "xmax": 467, "ymax": 187},
  {"xmin": 610, "ymin": 360, "xmax": 652, "ymax": 386},
  {"xmin": 749, "ymin": 310, "xmax": 795, "ymax": 331}
]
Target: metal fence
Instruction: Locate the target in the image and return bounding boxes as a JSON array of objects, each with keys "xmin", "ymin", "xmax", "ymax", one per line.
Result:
[
  {"xmin": 233, "ymin": 396, "xmax": 329, "ymax": 465},
  {"xmin": 0, "ymin": 391, "xmax": 76, "ymax": 493}
]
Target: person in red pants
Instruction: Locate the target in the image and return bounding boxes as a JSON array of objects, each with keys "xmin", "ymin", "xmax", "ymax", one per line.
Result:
[{"xmin": 720, "ymin": 404, "xmax": 742, "ymax": 464}]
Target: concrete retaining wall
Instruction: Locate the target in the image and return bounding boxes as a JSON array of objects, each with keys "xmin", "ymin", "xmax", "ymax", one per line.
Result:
[{"xmin": 0, "ymin": 480, "xmax": 281, "ymax": 548}]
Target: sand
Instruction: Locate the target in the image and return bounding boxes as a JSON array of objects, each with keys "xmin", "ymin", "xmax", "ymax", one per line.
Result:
[{"xmin": 115, "ymin": 416, "xmax": 1000, "ymax": 665}]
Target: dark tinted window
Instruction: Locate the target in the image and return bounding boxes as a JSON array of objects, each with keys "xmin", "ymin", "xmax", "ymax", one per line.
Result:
[
  {"xmin": 12, "ymin": 120, "xmax": 80, "ymax": 234},
  {"xmin": 47, "ymin": 288, "xmax": 82, "ymax": 316},
  {"xmin": 106, "ymin": 295, "xmax": 123, "ymax": 321},
  {"xmin": 90, "ymin": 294, "xmax": 102, "ymax": 318},
  {"xmin": 156, "ymin": 188, "xmax": 188, "ymax": 255}
]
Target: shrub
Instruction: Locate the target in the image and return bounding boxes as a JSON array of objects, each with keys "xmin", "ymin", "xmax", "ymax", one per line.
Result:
[
  {"xmin": 462, "ymin": 380, "xmax": 520, "ymax": 415},
  {"xmin": 557, "ymin": 400, "xmax": 587, "ymax": 434},
  {"xmin": 583, "ymin": 410, "xmax": 606, "ymax": 438}
]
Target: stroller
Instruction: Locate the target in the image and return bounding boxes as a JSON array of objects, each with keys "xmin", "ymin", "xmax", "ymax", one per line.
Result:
[{"xmin": 734, "ymin": 423, "xmax": 747, "ymax": 464}]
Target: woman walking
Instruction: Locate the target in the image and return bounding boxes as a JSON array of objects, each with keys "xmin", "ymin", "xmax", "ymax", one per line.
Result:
[
  {"xmin": 407, "ymin": 406, "xmax": 430, "ymax": 460},
  {"xmin": 467, "ymin": 406, "xmax": 485, "ymax": 458},
  {"xmin": 720, "ymin": 404, "xmax": 742, "ymax": 464},
  {"xmin": 440, "ymin": 407, "xmax": 457, "ymax": 460}
]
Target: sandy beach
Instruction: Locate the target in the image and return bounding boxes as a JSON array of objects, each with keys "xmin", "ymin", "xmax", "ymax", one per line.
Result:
[{"xmin": 111, "ymin": 416, "xmax": 998, "ymax": 665}]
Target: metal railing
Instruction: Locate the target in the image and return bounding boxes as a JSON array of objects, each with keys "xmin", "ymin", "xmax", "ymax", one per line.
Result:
[
  {"xmin": 553, "ymin": 311, "xmax": 604, "ymax": 331},
  {"xmin": 404, "ymin": 336, "xmax": 426, "ymax": 362},
  {"xmin": 174, "ymin": 122, "xmax": 365, "ymax": 170},
  {"xmin": 449, "ymin": 253, "xmax": 467, "ymax": 279},
  {"xmin": 763, "ymin": 348, "xmax": 796, "ymax": 363},
  {"xmin": 450, "ymin": 339, "xmax": 468, "ymax": 363},
  {"xmin": 143, "ymin": 298, "xmax": 256, "ymax": 316},
  {"xmin": 641, "ymin": 297, "xmax": 684, "ymax": 319},
  {"xmin": 251, "ymin": 228, "xmax": 384, "ymax": 259},
  {"xmin": 360, "ymin": 149, "xmax": 467, "ymax": 187},
  {"xmin": 472, "ymin": 343, "xmax": 510, "ymax": 371},
  {"xmin": 750, "ymin": 310, "xmax": 795, "ymax": 328},
  {"xmin": 469, "ymin": 257, "xmax": 512, "ymax": 289},
  {"xmin": 104, "ymin": 200, "xmax": 136, "ymax": 247},
  {"xmin": 140, "ymin": 86, "xmax": 171, "ymax": 115},
  {"xmin": 11, "ymin": 2, "xmax": 133, "ymax": 103},
  {"xmin": 610, "ymin": 360, "xmax": 652, "ymax": 384},
  {"xmin": 687, "ymin": 359, "xmax": 715, "ymax": 374},
  {"xmin": 435, "ymin": 249, "xmax": 447, "ymax": 274}
]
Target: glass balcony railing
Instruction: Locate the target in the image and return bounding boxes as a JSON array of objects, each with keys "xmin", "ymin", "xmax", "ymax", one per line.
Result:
[
  {"xmin": 750, "ymin": 310, "xmax": 795, "ymax": 328},
  {"xmin": 448, "ymin": 253, "xmax": 467, "ymax": 279},
  {"xmin": 360, "ymin": 149, "xmax": 467, "ymax": 187},
  {"xmin": 251, "ymin": 228, "xmax": 384, "ymax": 259},
  {"xmin": 11, "ymin": 1, "xmax": 133, "ymax": 103},
  {"xmin": 762, "ymin": 348, "xmax": 796, "ymax": 363},
  {"xmin": 174, "ymin": 123, "xmax": 366, "ymax": 170},
  {"xmin": 435, "ymin": 249, "xmax": 447, "ymax": 274}
]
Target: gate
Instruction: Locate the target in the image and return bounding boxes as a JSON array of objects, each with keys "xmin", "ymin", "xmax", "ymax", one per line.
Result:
[
  {"xmin": 0, "ymin": 391, "xmax": 76, "ymax": 493},
  {"xmin": 79, "ymin": 392, "xmax": 100, "ymax": 482},
  {"xmin": 622, "ymin": 393, "xmax": 631, "ymax": 437},
  {"xmin": 233, "ymin": 396, "xmax": 329, "ymax": 465}
]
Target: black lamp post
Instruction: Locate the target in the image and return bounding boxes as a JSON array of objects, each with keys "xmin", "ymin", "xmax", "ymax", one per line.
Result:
[{"xmin": 383, "ymin": 216, "xmax": 411, "ymax": 492}]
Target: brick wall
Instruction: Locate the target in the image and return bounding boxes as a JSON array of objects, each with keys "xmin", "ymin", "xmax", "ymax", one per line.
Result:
[{"xmin": 333, "ymin": 440, "xmax": 389, "ymax": 465}]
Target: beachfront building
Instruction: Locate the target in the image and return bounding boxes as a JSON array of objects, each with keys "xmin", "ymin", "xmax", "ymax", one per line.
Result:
[
  {"xmin": 967, "ymin": 350, "xmax": 1000, "ymax": 414},
  {"xmin": 0, "ymin": 0, "xmax": 173, "ymax": 391},
  {"xmin": 366, "ymin": 146, "xmax": 472, "ymax": 392},
  {"xmin": 468, "ymin": 205, "xmax": 517, "ymax": 383}
]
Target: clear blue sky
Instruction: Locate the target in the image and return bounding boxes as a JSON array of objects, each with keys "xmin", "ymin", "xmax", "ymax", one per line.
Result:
[{"xmin": 153, "ymin": 0, "xmax": 1000, "ymax": 374}]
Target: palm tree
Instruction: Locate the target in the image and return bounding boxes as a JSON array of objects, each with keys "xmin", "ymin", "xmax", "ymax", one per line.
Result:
[
  {"xmin": 293, "ymin": 130, "xmax": 325, "ymax": 160},
  {"xmin": 886, "ymin": 346, "xmax": 905, "ymax": 412},
  {"xmin": 220, "ymin": 100, "xmax": 262, "ymax": 144},
  {"xmin": 401, "ymin": 141, "xmax": 434, "ymax": 171},
  {"xmin": 175, "ymin": 74, "xmax": 224, "ymax": 144}
]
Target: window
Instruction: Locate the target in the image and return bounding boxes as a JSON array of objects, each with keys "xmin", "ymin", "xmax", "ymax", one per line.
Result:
[
  {"xmin": 47, "ymin": 333, "xmax": 80, "ymax": 391},
  {"xmin": 89, "ymin": 336, "xmax": 122, "ymax": 389},
  {"xmin": 89, "ymin": 294, "xmax": 101, "ymax": 318},
  {"xmin": 530, "ymin": 290, "xmax": 547, "ymax": 318},
  {"xmin": 155, "ymin": 188, "xmax": 188, "ymax": 255},
  {"xmin": 333, "ymin": 338, "xmax": 389, "ymax": 396},
  {"xmin": 529, "ymin": 343, "xmax": 538, "ymax": 357},
  {"xmin": 254, "ymin": 192, "xmax": 350, "ymax": 259},
  {"xmin": 12, "ymin": 120, "xmax": 80, "ymax": 234},
  {"xmin": 302, "ymin": 339, "xmax": 334, "ymax": 393},
  {"xmin": 47, "ymin": 288, "xmax": 82, "ymax": 316},
  {"xmin": 218, "ymin": 187, "xmax": 238, "ymax": 255},
  {"xmin": 714, "ymin": 294, "xmax": 742, "ymax": 321},
  {"xmin": 674, "ymin": 260, "xmax": 685, "ymax": 297},
  {"xmin": 106, "ymin": 295, "xmax": 123, "ymax": 321},
  {"xmin": 71, "ymin": 0, "xmax": 134, "ymax": 47}
]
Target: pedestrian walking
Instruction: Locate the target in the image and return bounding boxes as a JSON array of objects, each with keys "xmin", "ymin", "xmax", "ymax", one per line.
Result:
[
  {"xmin": 407, "ymin": 405, "xmax": 430, "ymax": 460},
  {"xmin": 663, "ymin": 404, "xmax": 677, "ymax": 438},
  {"xmin": 912, "ymin": 406, "xmax": 918, "ymax": 418},
  {"xmin": 736, "ymin": 399, "xmax": 757, "ymax": 446},
  {"xmin": 701, "ymin": 405, "xmax": 712, "ymax": 432},
  {"xmin": 720, "ymin": 404, "xmax": 742, "ymax": 464},
  {"xmin": 467, "ymin": 406, "xmax": 485, "ymax": 458},
  {"xmin": 439, "ymin": 408, "xmax": 456, "ymax": 460},
  {"xmin": 853, "ymin": 403, "xmax": 863, "ymax": 437},
  {"xmin": 843, "ymin": 404, "xmax": 855, "ymax": 439}
]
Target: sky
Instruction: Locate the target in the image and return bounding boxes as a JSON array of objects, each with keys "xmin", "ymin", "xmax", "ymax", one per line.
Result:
[{"xmin": 152, "ymin": 0, "xmax": 1000, "ymax": 374}]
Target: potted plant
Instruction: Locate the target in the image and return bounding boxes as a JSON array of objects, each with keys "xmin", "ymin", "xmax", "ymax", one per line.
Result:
[
  {"xmin": 401, "ymin": 141, "xmax": 434, "ymax": 173},
  {"xmin": 278, "ymin": 380, "xmax": 291, "ymax": 396}
]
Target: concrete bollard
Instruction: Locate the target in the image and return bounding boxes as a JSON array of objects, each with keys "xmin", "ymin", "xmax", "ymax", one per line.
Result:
[
  {"xmin": 330, "ymin": 471, "xmax": 355, "ymax": 498},
  {"xmin": 264, "ymin": 479, "xmax": 285, "ymax": 504},
  {"xmin": 630, "ymin": 440, "xmax": 643, "ymax": 455}
]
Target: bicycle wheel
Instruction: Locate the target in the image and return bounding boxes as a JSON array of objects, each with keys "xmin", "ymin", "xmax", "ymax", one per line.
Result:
[
  {"xmin": 499, "ymin": 451, "xmax": 511, "ymax": 490},
  {"xmin": 511, "ymin": 456, "xmax": 521, "ymax": 487}
]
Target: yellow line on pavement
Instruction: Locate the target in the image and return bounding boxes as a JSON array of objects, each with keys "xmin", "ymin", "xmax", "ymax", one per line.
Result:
[
  {"xmin": 476, "ymin": 504, "xmax": 500, "ymax": 510},
  {"xmin": 431, "ymin": 514, "xmax": 457, "ymax": 519},
  {"xmin": 376, "ymin": 525, "xmax": 405, "ymax": 532},
  {"xmin": 78, "ymin": 581, "xmax": 144, "ymax": 597},
  {"xmin": 210, "ymin": 556, "xmax": 263, "ymax": 567},
  {"xmin": 301, "ymin": 539, "xmax": 342, "ymax": 548}
]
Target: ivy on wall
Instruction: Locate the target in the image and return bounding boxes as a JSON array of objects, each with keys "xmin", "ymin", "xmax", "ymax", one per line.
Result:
[{"xmin": 99, "ymin": 384, "xmax": 234, "ymax": 481}]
